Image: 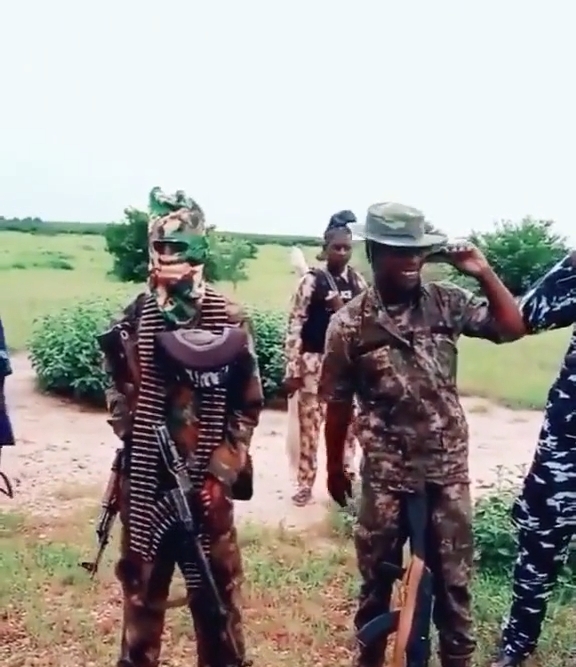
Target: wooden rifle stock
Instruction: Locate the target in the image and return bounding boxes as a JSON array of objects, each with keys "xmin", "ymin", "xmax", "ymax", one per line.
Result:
[{"xmin": 356, "ymin": 492, "xmax": 433, "ymax": 667}]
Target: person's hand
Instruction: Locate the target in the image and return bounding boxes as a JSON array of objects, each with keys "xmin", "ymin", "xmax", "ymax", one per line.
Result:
[
  {"xmin": 199, "ymin": 475, "xmax": 232, "ymax": 535},
  {"xmin": 449, "ymin": 243, "xmax": 491, "ymax": 278},
  {"xmin": 283, "ymin": 376, "xmax": 303, "ymax": 397},
  {"xmin": 327, "ymin": 470, "xmax": 353, "ymax": 508}
]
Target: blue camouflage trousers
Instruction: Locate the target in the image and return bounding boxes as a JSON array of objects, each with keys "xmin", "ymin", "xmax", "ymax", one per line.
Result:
[
  {"xmin": 500, "ymin": 525, "xmax": 574, "ymax": 660},
  {"xmin": 500, "ymin": 397, "xmax": 576, "ymax": 661}
]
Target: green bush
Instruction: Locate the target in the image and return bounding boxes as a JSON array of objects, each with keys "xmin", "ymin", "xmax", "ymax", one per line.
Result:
[
  {"xmin": 104, "ymin": 208, "xmax": 150, "ymax": 282},
  {"xmin": 28, "ymin": 297, "xmax": 287, "ymax": 406},
  {"xmin": 247, "ymin": 307, "xmax": 287, "ymax": 401},
  {"xmin": 28, "ymin": 298, "xmax": 116, "ymax": 405},
  {"xmin": 449, "ymin": 217, "xmax": 569, "ymax": 296}
]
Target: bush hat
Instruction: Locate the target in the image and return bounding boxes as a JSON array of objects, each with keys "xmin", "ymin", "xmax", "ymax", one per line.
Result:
[{"xmin": 350, "ymin": 202, "xmax": 447, "ymax": 248}]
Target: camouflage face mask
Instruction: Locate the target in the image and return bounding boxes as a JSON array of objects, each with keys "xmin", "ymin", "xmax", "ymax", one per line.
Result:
[{"xmin": 147, "ymin": 188, "xmax": 208, "ymax": 326}]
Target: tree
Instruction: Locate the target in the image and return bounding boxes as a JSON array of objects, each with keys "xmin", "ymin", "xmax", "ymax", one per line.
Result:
[
  {"xmin": 209, "ymin": 235, "xmax": 254, "ymax": 290},
  {"xmin": 104, "ymin": 209, "xmax": 257, "ymax": 286},
  {"xmin": 450, "ymin": 217, "xmax": 569, "ymax": 296},
  {"xmin": 104, "ymin": 207, "xmax": 149, "ymax": 282}
]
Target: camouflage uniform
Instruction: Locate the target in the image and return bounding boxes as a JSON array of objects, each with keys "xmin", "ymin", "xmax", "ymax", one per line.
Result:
[
  {"xmin": 319, "ymin": 204, "xmax": 520, "ymax": 667},
  {"xmin": 0, "ymin": 317, "xmax": 14, "ymax": 497},
  {"xmin": 104, "ymin": 189, "xmax": 263, "ymax": 667},
  {"xmin": 494, "ymin": 253, "xmax": 576, "ymax": 666},
  {"xmin": 284, "ymin": 266, "xmax": 367, "ymax": 500}
]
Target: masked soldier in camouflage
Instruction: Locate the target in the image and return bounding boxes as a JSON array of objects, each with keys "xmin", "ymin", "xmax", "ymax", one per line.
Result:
[
  {"xmin": 284, "ymin": 210, "xmax": 367, "ymax": 506},
  {"xmin": 319, "ymin": 202, "xmax": 525, "ymax": 667},
  {"xmin": 103, "ymin": 188, "xmax": 263, "ymax": 667},
  {"xmin": 492, "ymin": 252, "xmax": 576, "ymax": 667}
]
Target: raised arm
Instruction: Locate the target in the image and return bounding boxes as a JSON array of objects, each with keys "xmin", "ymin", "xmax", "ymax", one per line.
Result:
[
  {"xmin": 439, "ymin": 282, "xmax": 522, "ymax": 344},
  {"xmin": 519, "ymin": 252, "xmax": 576, "ymax": 333},
  {"xmin": 444, "ymin": 245, "xmax": 525, "ymax": 343}
]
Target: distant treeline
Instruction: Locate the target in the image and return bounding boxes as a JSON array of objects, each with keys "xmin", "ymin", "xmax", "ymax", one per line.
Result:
[{"xmin": 0, "ymin": 216, "xmax": 321, "ymax": 247}]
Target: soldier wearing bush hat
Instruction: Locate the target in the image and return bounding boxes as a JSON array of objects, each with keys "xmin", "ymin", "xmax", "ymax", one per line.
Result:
[
  {"xmin": 96, "ymin": 187, "xmax": 263, "ymax": 667},
  {"xmin": 283, "ymin": 209, "xmax": 366, "ymax": 507},
  {"xmin": 319, "ymin": 201, "xmax": 526, "ymax": 667}
]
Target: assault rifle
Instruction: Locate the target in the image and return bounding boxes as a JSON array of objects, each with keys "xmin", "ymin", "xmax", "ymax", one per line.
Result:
[
  {"xmin": 80, "ymin": 321, "xmax": 136, "ymax": 577},
  {"xmin": 81, "ymin": 447, "xmax": 123, "ymax": 577},
  {"xmin": 154, "ymin": 424, "xmax": 244, "ymax": 666},
  {"xmin": 356, "ymin": 492, "xmax": 433, "ymax": 667}
]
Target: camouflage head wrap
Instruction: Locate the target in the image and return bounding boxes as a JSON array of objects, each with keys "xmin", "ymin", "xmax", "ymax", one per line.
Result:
[{"xmin": 147, "ymin": 186, "xmax": 209, "ymax": 326}]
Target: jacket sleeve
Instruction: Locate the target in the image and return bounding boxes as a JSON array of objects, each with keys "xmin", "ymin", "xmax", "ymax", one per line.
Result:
[
  {"xmin": 284, "ymin": 272, "xmax": 316, "ymax": 379},
  {"xmin": 519, "ymin": 253, "xmax": 576, "ymax": 333},
  {"xmin": 209, "ymin": 302, "xmax": 264, "ymax": 484},
  {"xmin": 440, "ymin": 283, "xmax": 519, "ymax": 344},
  {"xmin": 102, "ymin": 294, "xmax": 144, "ymax": 441}
]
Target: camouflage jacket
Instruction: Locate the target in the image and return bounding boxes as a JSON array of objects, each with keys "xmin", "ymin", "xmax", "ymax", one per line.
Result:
[
  {"xmin": 319, "ymin": 282, "xmax": 517, "ymax": 489},
  {"xmin": 284, "ymin": 266, "xmax": 368, "ymax": 378},
  {"xmin": 513, "ymin": 253, "xmax": 576, "ymax": 529},
  {"xmin": 103, "ymin": 289, "xmax": 264, "ymax": 482}
]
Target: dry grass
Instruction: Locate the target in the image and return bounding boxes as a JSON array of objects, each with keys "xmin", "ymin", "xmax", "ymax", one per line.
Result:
[{"xmin": 0, "ymin": 503, "xmax": 574, "ymax": 667}]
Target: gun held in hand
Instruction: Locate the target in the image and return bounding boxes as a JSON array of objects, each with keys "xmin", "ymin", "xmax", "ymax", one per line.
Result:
[{"xmin": 80, "ymin": 447, "xmax": 123, "ymax": 578}]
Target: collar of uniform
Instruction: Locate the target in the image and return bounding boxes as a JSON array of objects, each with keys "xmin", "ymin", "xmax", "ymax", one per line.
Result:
[{"xmin": 367, "ymin": 281, "xmax": 429, "ymax": 312}]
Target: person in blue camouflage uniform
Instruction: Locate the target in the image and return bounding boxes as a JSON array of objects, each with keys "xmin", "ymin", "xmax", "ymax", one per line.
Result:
[
  {"xmin": 492, "ymin": 252, "xmax": 576, "ymax": 667},
  {"xmin": 0, "ymin": 316, "xmax": 15, "ymax": 498}
]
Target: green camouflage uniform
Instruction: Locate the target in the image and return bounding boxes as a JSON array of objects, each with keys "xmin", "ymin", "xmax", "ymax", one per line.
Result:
[
  {"xmin": 319, "ymin": 203, "xmax": 519, "ymax": 667},
  {"xmin": 104, "ymin": 189, "xmax": 263, "ymax": 667}
]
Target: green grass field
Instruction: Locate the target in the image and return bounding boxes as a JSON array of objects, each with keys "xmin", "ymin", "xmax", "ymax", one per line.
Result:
[
  {"xmin": 0, "ymin": 229, "xmax": 570, "ymax": 409},
  {"xmin": 0, "ymin": 506, "xmax": 573, "ymax": 667}
]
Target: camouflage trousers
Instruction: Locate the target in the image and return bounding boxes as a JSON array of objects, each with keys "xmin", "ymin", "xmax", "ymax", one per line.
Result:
[
  {"xmin": 296, "ymin": 390, "xmax": 357, "ymax": 492},
  {"xmin": 116, "ymin": 500, "xmax": 246, "ymax": 666},
  {"xmin": 353, "ymin": 481, "xmax": 475, "ymax": 667},
  {"xmin": 499, "ymin": 525, "xmax": 574, "ymax": 661}
]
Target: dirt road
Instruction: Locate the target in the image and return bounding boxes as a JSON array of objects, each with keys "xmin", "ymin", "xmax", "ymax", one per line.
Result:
[{"xmin": 0, "ymin": 354, "xmax": 542, "ymax": 528}]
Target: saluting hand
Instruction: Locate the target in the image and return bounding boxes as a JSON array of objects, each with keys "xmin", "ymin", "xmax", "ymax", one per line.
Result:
[{"xmin": 449, "ymin": 242, "xmax": 491, "ymax": 278}]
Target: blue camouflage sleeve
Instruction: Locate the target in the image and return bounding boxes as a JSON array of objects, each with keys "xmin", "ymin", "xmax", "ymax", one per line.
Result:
[
  {"xmin": 520, "ymin": 253, "xmax": 576, "ymax": 333},
  {"xmin": 0, "ymin": 318, "xmax": 12, "ymax": 378}
]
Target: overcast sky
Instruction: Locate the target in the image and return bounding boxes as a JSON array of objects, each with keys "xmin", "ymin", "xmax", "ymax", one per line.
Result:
[{"xmin": 1, "ymin": 0, "xmax": 574, "ymax": 241}]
